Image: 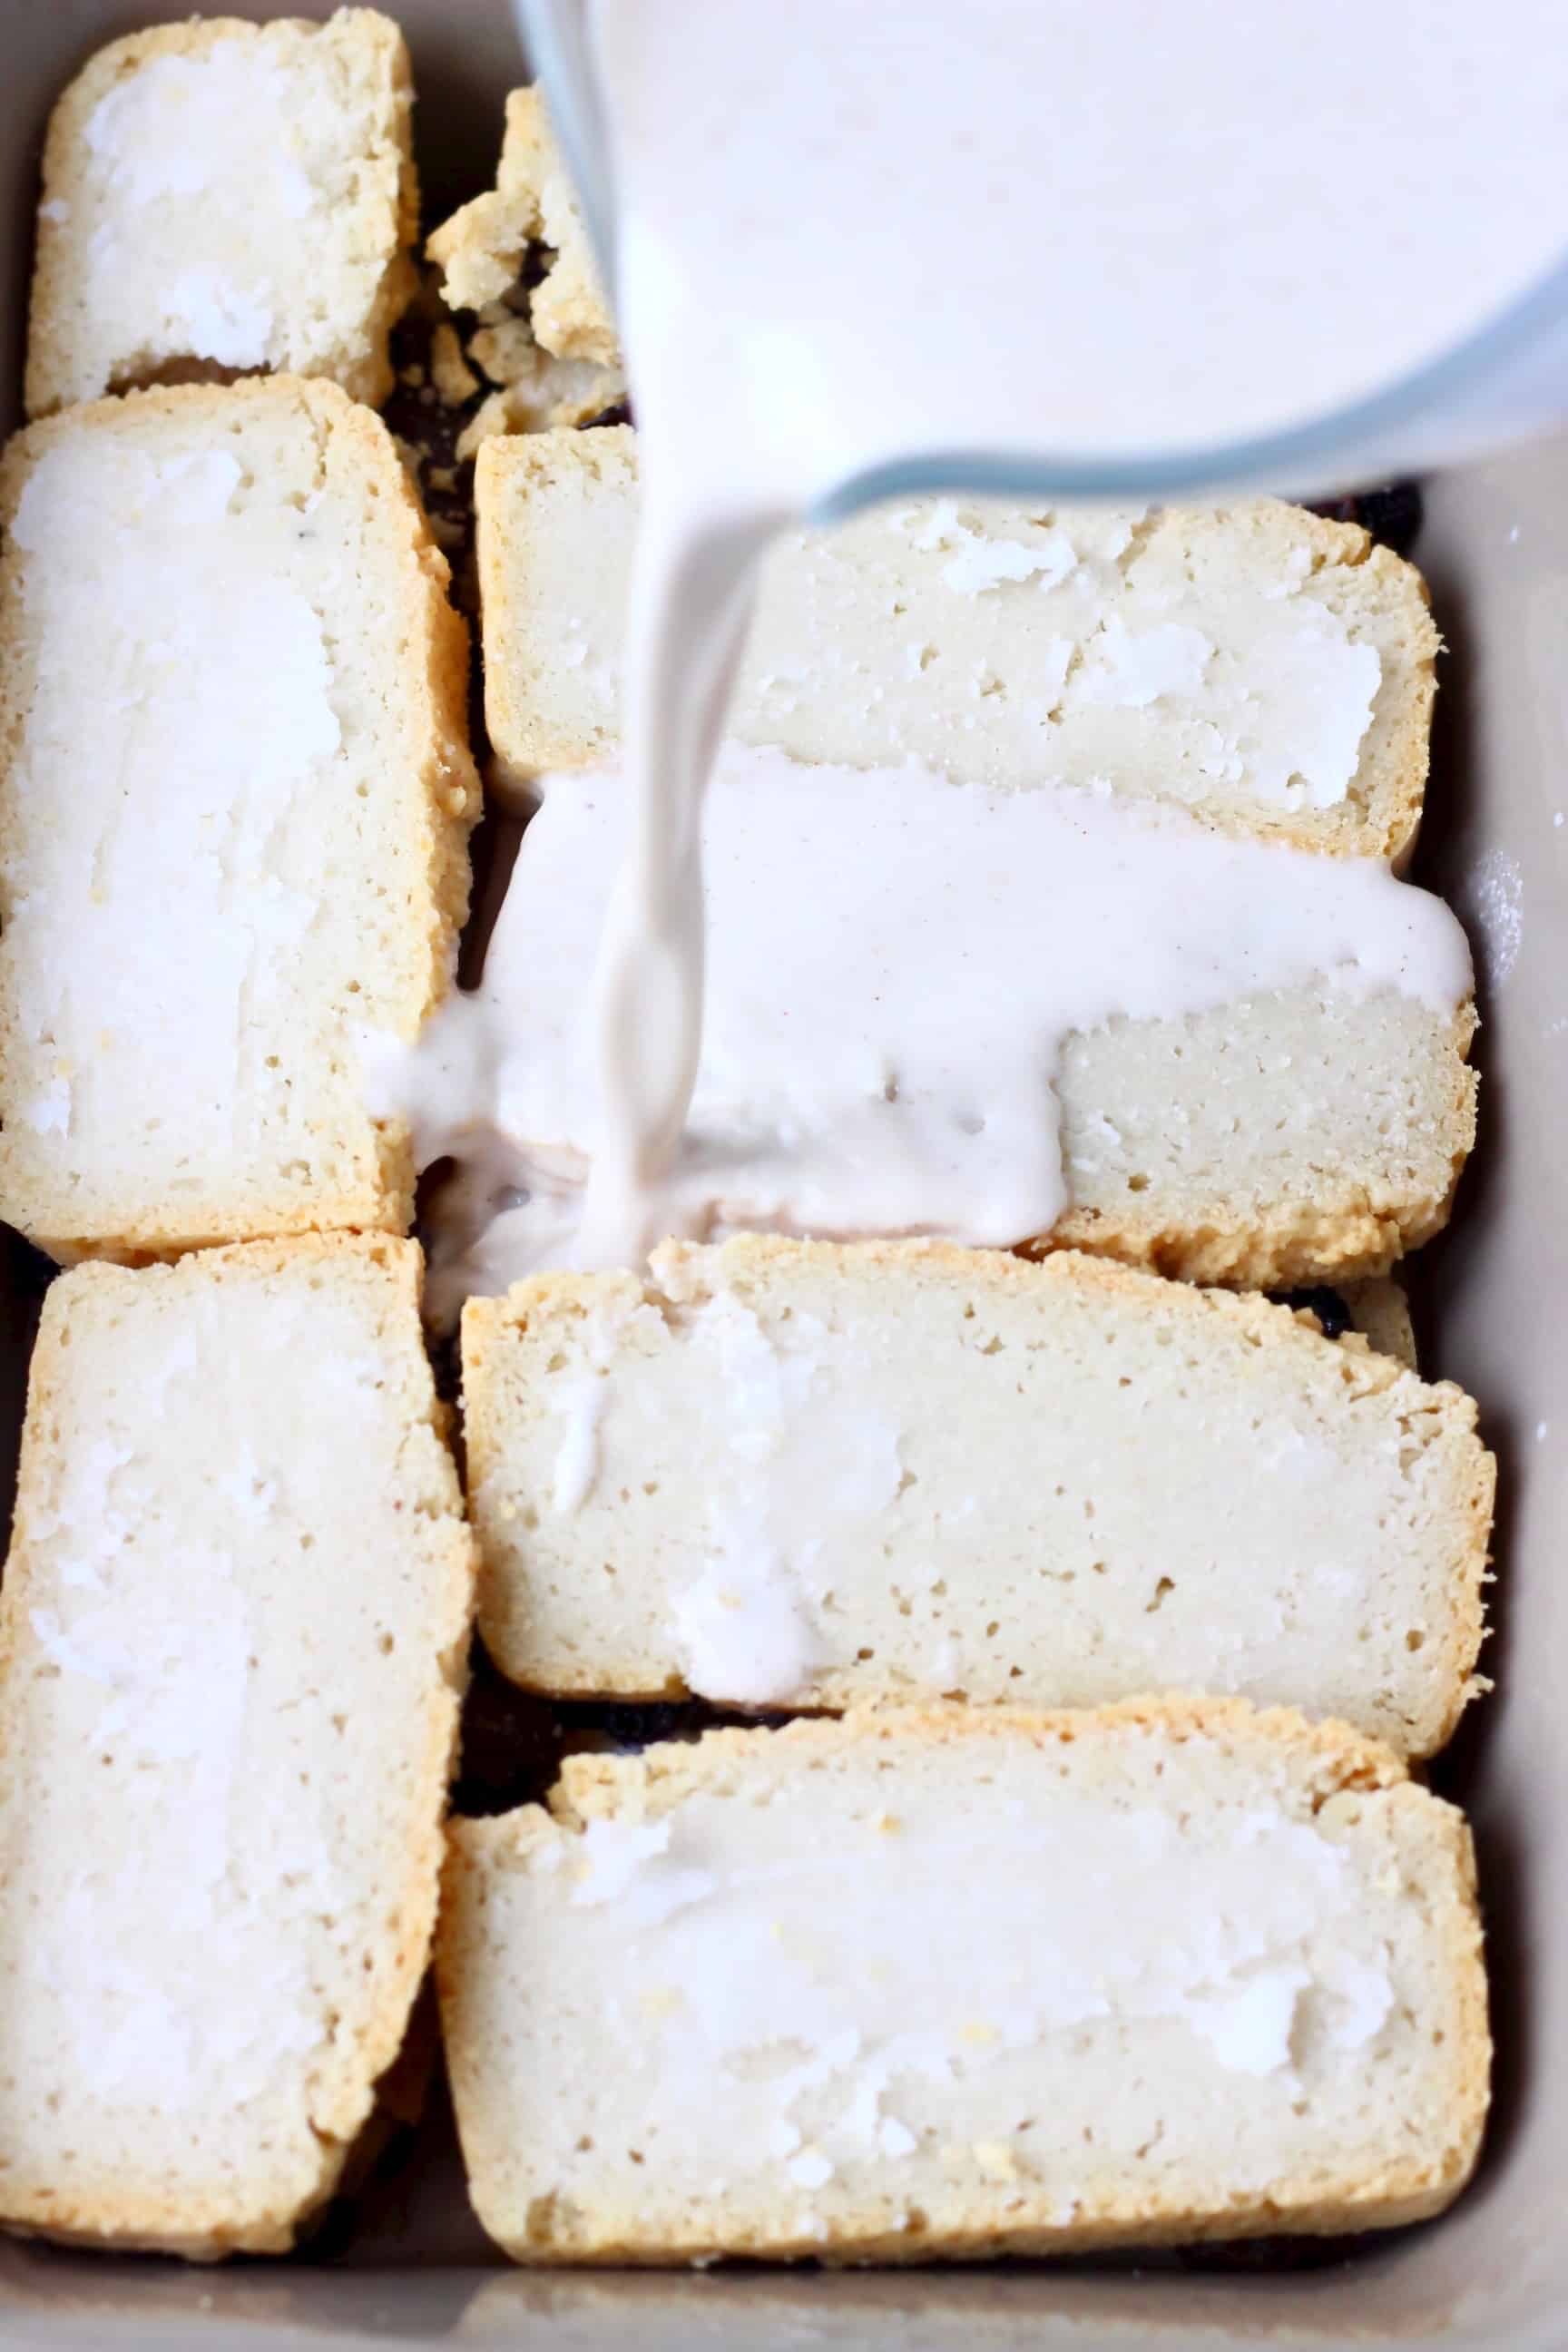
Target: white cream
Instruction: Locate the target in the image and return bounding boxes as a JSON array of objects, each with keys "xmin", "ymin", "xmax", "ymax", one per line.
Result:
[
  {"xmin": 670, "ymin": 1507, "xmax": 825, "ymax": 1710},
  {"xmin": 550, "ymin": 1375, "xmax": 605, "ymax": 1514},
  {"xmin": 559, "ymin": 0, "xmax": 1560, "ymax": 1262},
  {"xmin": 379, "ymin": 745, "xmax": 1471, "ymax": 1312},
  {"xmin": 532, "ymin": 1772, "xmax": 1396, "ymax": 2161},
  {"xmin": 80, "ymin": 40, "xmax": 351, "ymax": 372},
  {"xmin": 5, "ymin": 439, "xmax": 338, "ymax": 1184},
  {"xmin": 591, "ymin": 0, "xmax": 1568, "ymax": 475},
  {"xmin": 2, "ymin": 1273, "xmax": 453, "ymax": 2128}
]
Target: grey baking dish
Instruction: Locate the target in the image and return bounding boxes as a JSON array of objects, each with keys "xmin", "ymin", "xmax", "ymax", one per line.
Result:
[{"xmin": 0, "ymin": 5, "xmax": 1565, "ymax": 2345}]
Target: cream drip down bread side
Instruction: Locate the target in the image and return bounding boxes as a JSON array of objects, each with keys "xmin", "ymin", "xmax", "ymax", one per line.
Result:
[
  {"xmin": 385, "ymin": 748, "xmax": 1475, "ymax": 1308},
  {"xmin": 460, "ymin": 1239, "xmax": 1493, "ymax": 1752},
  {"xmin": 25, "ymin": 9, "xmax": 418, "ymax": 417},
  {"xmin": 475, "ymin": 427, "xmax": 1437, "ymax": 857},
  {"xmin": 0, "ymin": 377, "xmax": 478, "ymax": 1263},
  {"xmin": 0, "ymin": 1235, "xmax": 475, "ymax": 2258},
  {"xmin": 438, "ymin": 1701, "xmax": 1490, "ymax": 2266}
]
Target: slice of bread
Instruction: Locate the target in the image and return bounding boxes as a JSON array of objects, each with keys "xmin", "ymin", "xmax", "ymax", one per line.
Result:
[
  {"xmin": 0, "ymin": 377, "xmax": 479, "ymax": 1262},
  {"xmin": 475, "ymin": 427, "xmax": 1437, "ymax": 855},
  {"xmin": 25, "ymin": 10, "xmax": 417, "ymax": 416},
  {"xmin": 1048, "ymin": 985, "xmax": 1476, "ymax": 1287},
  {"xmin": 427, "ymin": 87, "xmax": 621, "ymax": 370},
  {"xmin": 438, "ymin": 1698, "xmax": 1490, "ymax": 2265},
  {"xmin": 0, "ymin": 1233, "xmax": 475, "ymax": 2258},
  {"xmin": 461, "ymin": 1238, "xmax": 1491, "ymax": 1753}
]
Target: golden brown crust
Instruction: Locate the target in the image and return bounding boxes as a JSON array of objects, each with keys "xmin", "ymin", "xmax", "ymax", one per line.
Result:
[{"xmin": 511, "ymin": 1693, "xmax": 1416, "ymax": 1836}]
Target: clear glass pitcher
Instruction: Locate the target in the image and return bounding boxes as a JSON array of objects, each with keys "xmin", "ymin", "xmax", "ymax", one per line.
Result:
[{"xmin": 516, "ymin": 0, "xmax": 1568, "ymax": 510}]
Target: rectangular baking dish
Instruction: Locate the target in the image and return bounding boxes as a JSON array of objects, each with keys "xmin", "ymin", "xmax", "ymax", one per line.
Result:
[{"xmin": 1, "ymin": 4, "xmax": 1564, "ymax": 2345}]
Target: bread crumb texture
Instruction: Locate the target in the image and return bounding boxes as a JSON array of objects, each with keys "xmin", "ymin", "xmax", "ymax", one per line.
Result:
[{"xmin": 428, "ymin": 87, "xmax": 622, "ymax": 376}]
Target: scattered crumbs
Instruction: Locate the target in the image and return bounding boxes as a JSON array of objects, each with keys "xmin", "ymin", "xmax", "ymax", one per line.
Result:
[
  {"xmin": 431, "ymin": 321, "xmax": 481, "ymax": 407},
  {"xmin": 455, "ymin": 392, "xmax": 511, "ymax": 464},
  {"xmin": 1546, "ymin": 1014, "xmax": 1568, "ymax": 1038},
  {"xmin": 467, "ymin": 315, "xmax": 538, "ymax": 387},
  {"xmin": 1508, "ymin": 524, "xmax": 1522, "ymax": 544},
  {"xmin": 1455, "ymin": 848, "xmax": 1524, "ymax": 989},
  {"xmin": 1554, "ymin": 811, "xmax": 1564, "ymax": 828}
]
